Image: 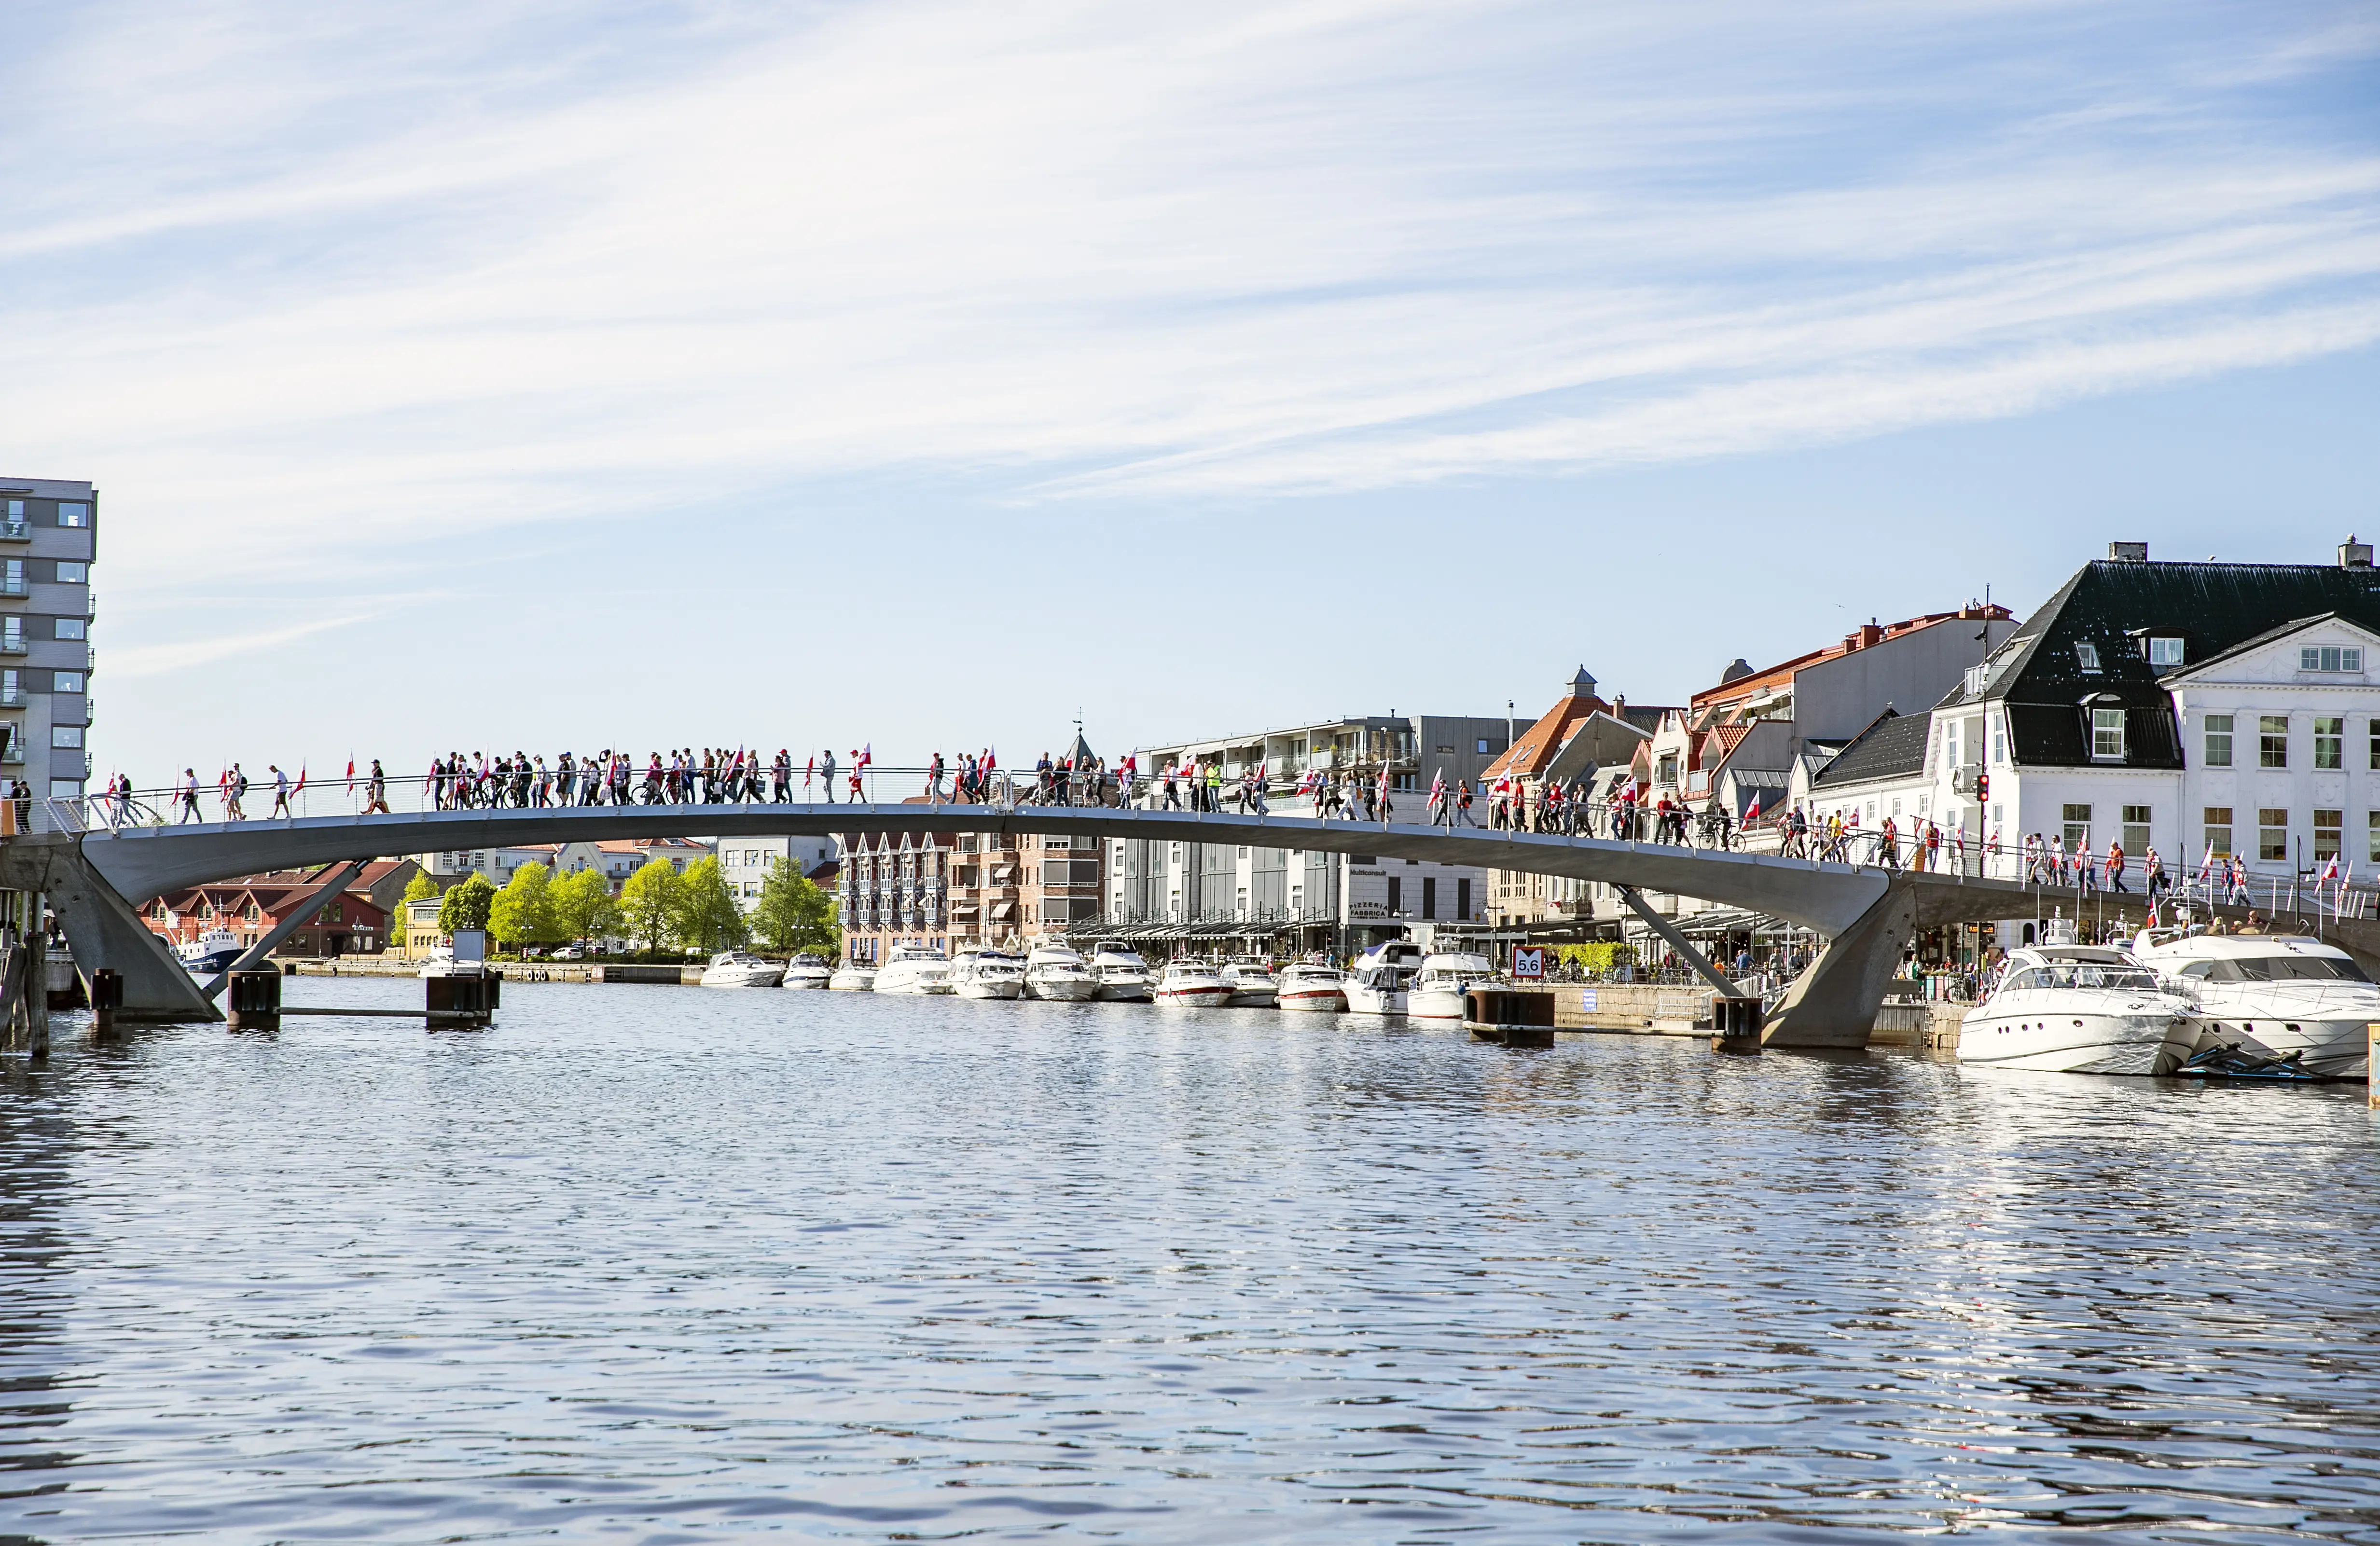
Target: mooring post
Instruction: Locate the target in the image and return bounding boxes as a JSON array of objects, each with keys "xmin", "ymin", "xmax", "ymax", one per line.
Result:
[
  {"xmin": 226, "ymin": 969, "xmax": 281, "ymax": 1031},
  {"xmin": 90, "ymin": 968, "xmax": 122, "ymax": 1035}
]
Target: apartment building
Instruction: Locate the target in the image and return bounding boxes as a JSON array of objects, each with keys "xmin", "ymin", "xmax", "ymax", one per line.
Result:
[
  {"xmin": 0, "ymin": 476, "xmax": 96, "ymax": 799},
  {"xmin": 717, "ymin": 835, "xmax": 837, "ymax": 907},
  {"xmin": 837, "ymin": 805, "xmax": 1103, "ymax": 965},
  {"xmin": 1813, "ymin": 540, "xmax": 2380, "ymax": 895}
]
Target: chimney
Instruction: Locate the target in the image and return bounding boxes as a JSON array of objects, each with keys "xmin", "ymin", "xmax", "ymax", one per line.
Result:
[
  {"xmin": 2108, "ymin": 541, "xmax": 2148, "ymax": 563},
  {"xmin": 2341, "ymin": 535, "xmax": 2373, "ymax": 570},
  {"xmin": 1857, "ymin": 621, "xmax": 1884, "ymax": 649}
]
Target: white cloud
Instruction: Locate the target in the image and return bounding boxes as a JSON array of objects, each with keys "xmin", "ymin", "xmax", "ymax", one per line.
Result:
[{"xmin": 3, "ymin": 0, "xmax": 2375, "ymax": 590}]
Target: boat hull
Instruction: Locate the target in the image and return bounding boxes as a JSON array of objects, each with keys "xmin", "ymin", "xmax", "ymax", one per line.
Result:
[
  {"xmin": 1276, "ymin": 988, "xmax": 1345, "ymax": 1012},
  {"xmin": 828, "ymin": 970, "xmax": 877, "ymax": 992},
  {"xmin": 1096, "ymin": 980, "xmax": 1152, "ymax": 1002},
  {"xmin": 1024, "ymin": 978, "xmax": 1099, "ymax": 1001},
  {"xmin": 1156, "ymin": 986, "xmax": 1234, "ymax": 1007},
  {"xmin": 956, "ymin": 979, "xmax": 1022, "ymax": 1000},
  {"xmin": 1957, "ymin": 1010, "xmax": 2195, "ymax": 1074},
  {"xmin": 1408, "ymin": 988, "xmax": 1469, "ymax": 1021},
  {"xmin": 782, "ymin": 971, "xmax": 830, "ymax": 990},
  {"xmin": 1344, "ymin": 988, "xmax": 1407, "ymax": 1015},
  {"xmin": 702, "ymin": 968, "xmax": 785, "ymax": 988}
]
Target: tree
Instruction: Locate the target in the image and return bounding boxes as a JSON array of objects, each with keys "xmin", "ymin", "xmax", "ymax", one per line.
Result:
[
  {"xmin": 401, "ymin": 871, "xmax": 442, "ymax": 909},
  {"xmin": 437, "ymin": 872, "xmax": 496, "ymax": 935},
  {"xmin": 671, "ymin": 857, "xmax": 748, "ymax": 954},
  {"xmin": 618, "ymin": 858, "xmax": 683, "ymax": 956},
  {"xmin": 488, "ymin": 861, "xmax": 557, "ymax": 951},
  {"xmin": 548, "ymin": 867, "xmax": 621, "ymax": 947},
  {"xmin": 751, "ymin": 857, "xmax": 839, "ymax": 956}
]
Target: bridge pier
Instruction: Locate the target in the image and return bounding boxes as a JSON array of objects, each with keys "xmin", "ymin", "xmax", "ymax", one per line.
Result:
[
  {"xmin": 1760, "ymin": 882, "xmax": 1920, "ymax": 1050},
  {"xmin": 0, "ymin": 837, "xmax": 220, "ymax": 1023}
]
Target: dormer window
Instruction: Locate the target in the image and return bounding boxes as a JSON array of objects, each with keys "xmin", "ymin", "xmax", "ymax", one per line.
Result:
[
  {"xmin": 2146, "ymin": 636, "xmax": 2185, "ymax": 666},
  {"xmin": 2299, "ymin": 645, "xmax": 2363, "ymax": 673},
  {"xmin": 2075, "ymin": 641, "xmax": 2100, "ymax": 673}
]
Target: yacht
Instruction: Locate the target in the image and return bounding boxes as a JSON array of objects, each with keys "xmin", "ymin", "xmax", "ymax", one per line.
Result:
[
  {"xmin": 1956, "ymin": 944, "xmax": 2200, "ymax": 1074},
  {"xmin": 418, "ymin": 950, "xmax": 486, "ymax": 980},
  {"xmin": 1155, "ymin": 959, "xmax": 1233, "ymax": 1007},
  {"xmin": 1409, "ymin": 952, "xmax": 1497, "ymax": 1021},
  {"xmin": 1022, "ymin": 943, "xmax": 1100, "ymax": 1001},
  {"xmin": 874, "ymin": 943, "xmax": 954, "ymax": 995},
  {"xmin": 2134, "ymin": 930, "xmax": 2378, "ymax": 1079},
  {"xmin": 1089, "ymin": 942, "xmax": 1154, "ymax": 1002},
  {"xmin": 1344, "ymin": 941, "xmax": 1425, "ymax": 1016},
  {"xmin": 700, "ymin": 950, "xmax": 785, "ymax": 988},
  {"xmin": 178, "ymin": 926, "xmax": 244, "ymax": 976},
  {"xmin": 1219, "ymin": 958, "xmax": 1277, "ymax": 1007},
  {"xmin": 1274, "ymin": 962, "xmax": 1347, "ymax": 1012},
  {"xmin": 828, "ymin": 960, "xmax": 878, "ymax": 992},
  {"xmin": 782, "ymin": 953, "xmax": 832, "ymax": 990},
  {"xmin": 953, "ymin": 949, "xmax": 1025, "ymax": 1000}
]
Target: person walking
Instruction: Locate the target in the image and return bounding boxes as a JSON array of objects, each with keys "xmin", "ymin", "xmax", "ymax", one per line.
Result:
[
  {"xmin": 821, "ymin": 748, "xmax": 838, "ymax": 804},
  {"xmin": 179, "ymin": 768, "xmax": 202, "ymax": 823},
  {"xmin": 268, "ymin": 764, "xmax": 291, "ymax": 818},
  {"xmin": 1456, "ymin": 779, "xmax": 1475, "ymax": 827},
  {"xmin": 2106, "ymin": 838, "xmax": 2128, "ymax": 893}
]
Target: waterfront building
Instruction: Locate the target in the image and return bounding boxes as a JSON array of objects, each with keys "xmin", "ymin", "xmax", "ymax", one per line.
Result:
[
  {"xmin": 836, "ymin": 800, "xmax": 1104, "ymax": 965},
  {"xmin": 1821, "ymin": 540, "xmax": 2380, "ymax": 911},
  {"xmin": 0, "ymin": 475, "xmax": 97, "ymax": 801},
  {"xmin": 1480, "ymin": 669, "xmax": 1668, "ymax": 935},
  {"xmin": 144, "ymin": 865, "xmax": 394, "ymax": 958},
  {"xmin": 717, "ymin": 835, "xmax": 837, "ymax": 907}
]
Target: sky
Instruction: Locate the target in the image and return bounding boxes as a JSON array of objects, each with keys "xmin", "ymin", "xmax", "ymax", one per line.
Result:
[{"xmin": 3, "ymin": 0, "xmax": 2377, "ymax": 785}]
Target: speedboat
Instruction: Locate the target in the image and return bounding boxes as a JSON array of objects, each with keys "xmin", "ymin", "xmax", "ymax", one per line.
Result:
[
  {"xmin": 178, "ymin": 926, "xmax": 244, "ymax": 976},
  {"xmin": 782, "ymin": 953, "xmax": 832, "ymax": 989},
  {"xmin": 1956, "ymin": 944, "xmax": 2200, "ymax": 1074},
  {"xmin": 2134, "ymin": 930, "xmax": 2378, "ymax": 1079},
  {"xmin": 1344, "ymin": 941, "xmax": 1424, "ymax": 1015},
  {"xmin": 1022, "ymin": 944, "xmax": 1099, "ymax": 1001},
  {"xmin": 701, "ymin": 950, "xmax": 785, "ymax": 987},
  {"xmin": 874, "ymin": 943, "xmax": 954, "ymax": 995},
  {"xmin": 1219, "ymin": 957, "xmax": 1277, "ymax": 1007},
  {"xmin": 953, "ymin": 949, "xmax": 1024, "ymax": 1000},
  {"xmin": 1274, "ymin": 962, "xmax": 1347, "ymax": 1012},
  {"xmin": 1155, "ymin": 959, "xmax": 1233, "ymax": 1007},
  {"xmin": 418, "ymin": 950, "xmax": 487, "ymax": 980},
  {"xmin": 828, "ymin": 961, "xmax": 878, "ymax": 991},
  {"xmin": 1409, "ymin": 952, "xmax": 1497, "ymax": 1021},
  {"xmin": 1089, "ymin": 941, "xmax": 1154, "ymax": 1002}
]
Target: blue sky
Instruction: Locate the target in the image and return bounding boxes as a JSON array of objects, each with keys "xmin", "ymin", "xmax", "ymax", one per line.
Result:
[{"xmin": 3, "ymin": 0, "xmax": 2376, "ymax": 783}]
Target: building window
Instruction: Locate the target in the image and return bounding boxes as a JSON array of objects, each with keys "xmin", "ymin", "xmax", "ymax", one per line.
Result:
[
  {"xmin": 2146, "ymin": 636, "xmax": 2185, "ymax": 666},
  {"xmin": 2203, "ymin": 714, "xmax": 2232, "ymax": 768},
  {"xmin": 54, "ymin": 618, "xmax": 84, "ymax": 641},
  {"xmin": 2299, "ymin": 645, "xmax": 2363, "ymax": 673},
  {"xmin": 2090, "ymin": 708, "xmax": 2125, "ymax": 760},
  {"xmin": 1421, "ymin": 876, "xmax": 1437, "ymax": 920},
  {"xmin": 2122, "ymin": 805, "xmax": 2150, "ymax": 854},
  {"xmin": 1476, "ymin": 738, "xmax": 1491, "ymax": 754},
  {"xmin": 2075, "ymin": 640, "xmax": 2101, "ymax": 673},
  {"xmin": 1457, "ymin": 877, "xmax": 1471, "ymax": 919},
  {"xmin": 2204, "ymin": 807, "xmax": 2233, "ymax": 858},
  {"xmin": 57, "ymin": 503, "xmax": 88, "ymax": 527},
  {"xmin": 1386, "ymin": 876, "xmax": 1402, "ymax": 914},
  {"xmin": 2314, "ymin": 809, "xmax": 2342, "ymax": 861},
  {"xmin": 1992, "ymin": 715, "xmax": 2006, "ymax": 764},
  {"xmin": 55, "ymin": 561, "xmax": 84, "ymax": 583},
  {"xmin": 2315, "ymin": 717, "xmax": 2345, "ymax": 770},
  {"xmin": 2062, "ymin": 803, "xmax": 2092, "ymax": 848},
  {"xmin": 51, "ymin": 726, "xmax": 81, "ymax": 748},
  {"xmin": 2260, "ymin": 716, "xmax": 2289, "ymax": 768},
  {"xmin": 52, "ymin": 671, "xmax": 81, "ymax": 693},
  {"xmin": 2369, "ymin": 812, "xmax": 2380, "ymax": 865},
  {"xmin": 2259, "ymin": 809, "xmax": 2289, "ymax": 863}
]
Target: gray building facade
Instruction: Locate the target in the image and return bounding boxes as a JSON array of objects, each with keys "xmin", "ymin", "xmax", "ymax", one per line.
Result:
[{"xmin": 0, "ymin": 477, "xmax": 96, "ymax": 800}]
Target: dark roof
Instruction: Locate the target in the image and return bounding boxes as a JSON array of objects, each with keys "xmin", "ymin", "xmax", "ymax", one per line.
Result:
[
  {"xmin": 1945, "ymin": 559, "xmax": 2380, "ymax": 769},
  {"xmin": 1613, "ymin": 704, "xmax": 1672, "ymax": 733},
  {"xmin": 1811, "ymin": 710, "xmax": 1930, "ymax": 788}
]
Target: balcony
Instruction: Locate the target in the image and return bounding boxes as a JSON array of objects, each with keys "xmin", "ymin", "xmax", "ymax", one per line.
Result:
[
  {"xmin": 0, "ymin": 522, "xmax": 25, "ymax": 542},
  {"xmin": 0, "ymin": 741, "xmax": 19, "ymax": 765},
  {"xmin": 0, "ymin": 637, "xmax": 24, "ymax": 656},
  {"xmin": 0, "ymin": 577, "xmax": 21, "ymax": 598},
  {"xmin": 0, "ymin": 686, "xmax": 18, "ymax": 707}
]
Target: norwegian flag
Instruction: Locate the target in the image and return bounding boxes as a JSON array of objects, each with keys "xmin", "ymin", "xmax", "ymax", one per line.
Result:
[{"xmin": 293, "ymin": 765, "xmax": 306, "ymax": 797}]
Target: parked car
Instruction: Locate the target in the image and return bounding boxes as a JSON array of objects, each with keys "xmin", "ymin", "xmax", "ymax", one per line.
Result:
[{"xmin": 551, "ymin": 946, "xmax": 583, "ymax": 961}]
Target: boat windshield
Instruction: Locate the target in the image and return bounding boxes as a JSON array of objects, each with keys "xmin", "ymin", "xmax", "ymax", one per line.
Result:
[
  {"xmin": 2006, "ymin": 963, "xmax": 2159, "ymax": 992},
  {"xmin": 2191, "ymin": 954, "xmax": 2374, "ymax": 983}
]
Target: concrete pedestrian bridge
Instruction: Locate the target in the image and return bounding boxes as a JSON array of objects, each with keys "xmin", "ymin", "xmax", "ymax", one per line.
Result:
[{"xmin": 5, "ymin": 792, "xmax": 2067, "ymax": 1046}]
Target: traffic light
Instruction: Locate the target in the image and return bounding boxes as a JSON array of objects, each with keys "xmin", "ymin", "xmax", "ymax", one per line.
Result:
[{"xmin": 1974, "ymin": 772, "xmax": 1989, "ymax": 802}]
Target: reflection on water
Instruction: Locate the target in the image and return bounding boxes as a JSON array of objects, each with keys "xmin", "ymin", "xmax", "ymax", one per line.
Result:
[{"xmin": 0, "ymin": 979, "xmax": 2376, "ymax": 1542}]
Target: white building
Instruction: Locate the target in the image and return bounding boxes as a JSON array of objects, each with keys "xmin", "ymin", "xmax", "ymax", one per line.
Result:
[{"xmin": 717, "ymin": 835, "xmax": 837, "ymax": 907}]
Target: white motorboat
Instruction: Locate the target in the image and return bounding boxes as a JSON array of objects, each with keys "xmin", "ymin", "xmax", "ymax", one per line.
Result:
[
  {"xmin": 1344, "ymin": 941, "xmax": 1424, "ymax": 1015},
  {"xmin": 1089, "ymin": 941, "xmax": 1154, "ymax": 1002},
  {"xmin": 1956, "ymin": 945, "xmax": 2200, "ymax": 1074},
  {"xmin": 1022, "ymin": 943, "xmax": 1099, "ymax": 1001},
  {"xmin": 1154, "ymin": 959, "xmax": 1233, "ymax": 1007},
  {"xmin": 782, "ymin": 953, "xmax": 832, "ymax": 990},
  {"xmin": 700, "ymin": 950, "xmax": 785, "ymax": 987},
  {"xmin": 828, "ymin": 962, "xmax": 878, "ymax": 992},
  {"xmin": 418, "ymin": 951, "xmax": 488, "ymax": 981},
  {"xmin": 2134, "ymin": 930, "xmax": 2378, "ymax": 1079},
  {"xmin": 874, "ymin": 943, "xmax": 954, "ymax": 995},
  {"xmin": 1408, "ymin": 952, "xmax": 1497, "ymax": 1021},
  {"xmin": 1219, "ymin": 957, "xmax": 1277, "ymax": 1007},
  {"xmin": 953, "ymin": 949, "xmax": 1025, "ymax": 1000},
  {"xmin": 1274, "ymin": 962, "xmax": 1347, "ymax": 1012},
  {"xmin": 178, "ymin": 926, "xmax": 244, "ymax": 976}
]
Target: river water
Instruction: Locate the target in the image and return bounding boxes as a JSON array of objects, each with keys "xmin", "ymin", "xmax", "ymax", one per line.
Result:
[{"xmin": 1, "ymin": 980, "xmax": 2376, "ymax": 1543}]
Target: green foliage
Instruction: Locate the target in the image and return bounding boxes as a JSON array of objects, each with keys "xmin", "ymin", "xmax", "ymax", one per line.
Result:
[
  {"xmin": 488, "ymin": 862, "xmax": 559, "ymax": 949},
  {"xmin": 548, "ymin": 867, "xmax": 621, "ymax": 946},
  {"xmin": 751, "ymin": 857, "xmax": 839, "ymax": 956},
  {"xmin": 437, "ymin": 872, "xmax": 496, "ymax": 935},
  {"xmin": 618, "ymin": 859, "xmax": 682, "ymax": 955},
  {"xmin": 670, "ymin": 857, "xmax": 748, "ymax": 954},
  {"xmin": 1553, "ymin": 941, "xmax": 1635, "ymax": 977},
  {"xmin": 401, "ymin": 871, "xmax": 442, "ymax": 909}
]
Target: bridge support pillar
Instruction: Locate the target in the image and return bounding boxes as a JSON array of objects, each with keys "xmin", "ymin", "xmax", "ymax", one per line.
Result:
[
  {"xmin": 1761, "ymin": 882, "xmax": 1918, "ymax": 1050},
  {"xmin": 42, "ymin": 846, "xmax": 221, "ymax": 1023}
]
